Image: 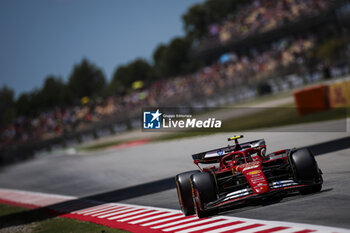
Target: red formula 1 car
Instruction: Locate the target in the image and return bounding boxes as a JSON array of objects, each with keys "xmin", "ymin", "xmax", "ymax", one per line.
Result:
[{"xmin": 175, "ymin": 135, "xmax": 323, "ymax": 218}]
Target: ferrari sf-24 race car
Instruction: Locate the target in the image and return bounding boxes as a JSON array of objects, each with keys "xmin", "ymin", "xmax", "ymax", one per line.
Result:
[{"xmin": 175, "ymin": 135, "xmax": 323, "ymax": 218}]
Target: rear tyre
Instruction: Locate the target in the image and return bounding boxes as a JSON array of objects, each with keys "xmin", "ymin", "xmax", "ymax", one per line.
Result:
[
  {"xmin": 289, "ymin": 148, "xmax": 322, "ymax": 195},
  {"xmin": 190, "ymin": 172, "xmax": 217, "ymax": 218},
  {"xmin": 175, "ymin": 170, "xmax": 200, "ymax": 216}
]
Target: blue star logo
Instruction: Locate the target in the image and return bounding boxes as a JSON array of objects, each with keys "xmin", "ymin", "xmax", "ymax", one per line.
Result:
[{"xmin": 143, "ymin": 109, "xmax": 162, "ymax": 129}]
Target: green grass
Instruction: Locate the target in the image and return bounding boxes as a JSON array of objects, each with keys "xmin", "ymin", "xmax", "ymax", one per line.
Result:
[
  {"xmin": 223, "ymin": 106, "xmax": 347, "ymax": 130},
  {"xmin": 0, "ymin": 203, "xmax": 26, "ymax": 217},
  {"xmin": 0, "ymin": 204, "xmax": 129, "ymax": 233}
]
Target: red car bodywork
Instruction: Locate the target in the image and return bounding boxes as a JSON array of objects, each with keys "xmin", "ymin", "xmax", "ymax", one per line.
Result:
[{"xmin": 191, "ymin": 139, "xmax": 315, "ymax": 210}]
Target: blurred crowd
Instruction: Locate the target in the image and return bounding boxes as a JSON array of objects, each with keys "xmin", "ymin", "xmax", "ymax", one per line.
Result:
[
  {"xmin": 1, "ymin": 34, "xmax": 318, "ymax": 147},
  {"xmin": 202, "ymin": 0, "xmax": 331, "ymax": 47},
  {"xmin": 0, "ymin": 0, "xmax": 346, "ymax": 148}
]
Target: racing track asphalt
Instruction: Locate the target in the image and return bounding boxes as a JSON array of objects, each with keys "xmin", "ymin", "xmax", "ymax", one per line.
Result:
[{"xmin": 0, "ymin": 119, "xmax": 349, "ymax": 229}]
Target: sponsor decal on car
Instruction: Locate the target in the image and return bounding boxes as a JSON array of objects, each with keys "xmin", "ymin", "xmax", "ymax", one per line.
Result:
[
  {"xmin": 247, "ymin": 170, "xmax": 260, "ymax": 175},
  {"xmin": 216, "ymin": 149, "xmax": 224, "ymax": 155}
]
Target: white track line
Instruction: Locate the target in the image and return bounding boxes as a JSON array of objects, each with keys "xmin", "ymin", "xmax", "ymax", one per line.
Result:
[
  {"xmin": 162, "ymin": 218, "xmax": 220, "ymax": 232},
  {"xmin": 75, "ymin": 204, "xmax": 112, "ymax": 215},
  {"xmin": 133, "ymin": 212, "xmax": 181, "ymax": 225},
  {"xmin": 107, "ymin": 209, "xmax": 150, "ymax": 220},
  {"xmin": 71, "ymin": 200, "xmax": 104, "ymax": 214},
  {"xmin": 82, "ymin": 205, "xmax": 118, "ymax": 215},
  {"xmin": 90, "ymin": 206, "xmax": 129, "ymax": 217},
  {"xmin": 98, "ymin": 207, "xmax": 136, "ymax": 219},
  {"xmin": 117, "ymin": 210, "xmax": 163, "ymax": 222},
  {"xmin": 203, "ymin": 222, "xmax": 266, "ymax": 233},
  {"xmin": 175, "ymin": 219, "xmax": 234, "ymax": 233},
  {"xmin": 151, "ymin": 216, "xmax": 199, "ymax": 229},
  {"xmin": 72, "ymin": 204, "xmax": 104, "ymax": 214},
  {"xmin": 264, "ymin": 228, "xmax": 306, "ymax": 233},
  {"xmin": 141, "ymin": 214, "xmax": 185, "ymax": 226},
  {"xmin": 111, "ymin": 209, "xmax": 152, "ymax": 220}
]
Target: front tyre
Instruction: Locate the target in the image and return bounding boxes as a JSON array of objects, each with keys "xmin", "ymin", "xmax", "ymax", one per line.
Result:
[
  {"xmin": 175, "ymin": 170, "xmax": 200, "ymax": 216},
  {"xmin": 190, "ymin": 172, "xmax": 217, "ymax": 218},
  {"xmin": 289, "ymin": 148, "xmax": 322, "ymax": 195}
]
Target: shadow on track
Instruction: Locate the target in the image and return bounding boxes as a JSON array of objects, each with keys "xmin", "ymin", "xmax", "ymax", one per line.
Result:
[
  {"xmin": 306, "ymin": 136, "xmax": 350, "ymax": 156},
  {"xmin": 219, "ymin": 187, "xmax": 333, "ymax": 217},
  {"xmin": 0, "ymin": 177, "xmax": 177, "ymax": 230},
  {"xmin": 1, "ymin": 136, "xmax": 350, "ymax": 229}
]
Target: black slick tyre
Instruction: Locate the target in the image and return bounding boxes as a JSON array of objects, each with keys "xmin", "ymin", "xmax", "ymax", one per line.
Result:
[
  {"xmin": 175, "ymin": 170, "xmax": 200, "ymax": 216},
  {"xmin": 190, "ymin": 172, "xmax": 217, "ymax": 218},
  {"xmin": 289, "ymin": 148, "xmax": 322, "ymax": 194}
]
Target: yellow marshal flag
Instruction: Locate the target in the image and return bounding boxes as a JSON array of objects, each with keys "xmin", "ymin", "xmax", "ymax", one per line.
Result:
[
  {"xmin": 81, "ymin": 96, "xmax": 90, "ymax": 105},
  {"xmin": 132, "ymin": 81, "xmax": 144, "ymax": 90}
]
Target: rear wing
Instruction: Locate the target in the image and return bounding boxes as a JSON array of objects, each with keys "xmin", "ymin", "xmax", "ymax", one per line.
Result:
[{"xmin": 192, "ymin": 139, "xmax": 265, "ymax": 163}]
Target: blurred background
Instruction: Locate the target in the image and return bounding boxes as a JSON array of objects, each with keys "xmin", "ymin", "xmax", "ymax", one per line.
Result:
[{"xmin": 1, "ymin": 0, "xmax": 350, "ymax": 164}]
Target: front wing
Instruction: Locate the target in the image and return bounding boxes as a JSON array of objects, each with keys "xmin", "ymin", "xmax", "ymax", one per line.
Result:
[{"xmin": 204, "ymin": 180, "xmax": 312, "ymax": 210}]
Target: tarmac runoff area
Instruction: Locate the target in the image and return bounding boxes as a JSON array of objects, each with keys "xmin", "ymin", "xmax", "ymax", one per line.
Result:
[{"xmin": 0, "ymin": 119, "xmax": 349, "ymax": 231}]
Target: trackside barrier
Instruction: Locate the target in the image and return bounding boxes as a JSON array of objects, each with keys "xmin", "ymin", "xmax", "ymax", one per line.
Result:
[
  {"xmin": 293, "ymin": 85, "xmax": 329, "ymax": 116},
  {"xmin": 328, "ymin": 80, "xmax": 350, "ymax": 108},
  {"xmin": 294, "ymin": 80, "xmax": 350, "ymax": 116}
]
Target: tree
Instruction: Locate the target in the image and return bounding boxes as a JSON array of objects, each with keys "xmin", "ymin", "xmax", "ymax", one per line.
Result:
[
  {"xmin": 68, "ymin": 59, "xmax": 106, "ymax": 99},
  {"xmin": 205, "ymin": 0, "xmax": 247, "ymax": 23},
  {"xmin": 153, "ymin": 37, "xmax": 193, "ymax": 77},
  {"xmin": 14, "ymin": 89, "xmax": 45, "ymax": 117},
  {"xmin": 40, "ymin": 76, "xmax": 71, "ymax": 107},
  {"xmin": 182, "ymin": 3, "xmax": 208, "ymax": 40},
  {"xmin": 0, "ymin": 86, "xmax": 16, "ymax": 125},
  {"xmin": 182, "ymin": 0, "xmax": 250, "ymax": 40},
  {"xmin": 316, "ymin": 37, "xmax": 350, "ymax": 62},
  {"xmin": 15, "ymin": 93, "xmax": 31, "ymax": 116},
  {"xmin": 110, "ymin": 58, "xmax": 156, "ymax": 92}
]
